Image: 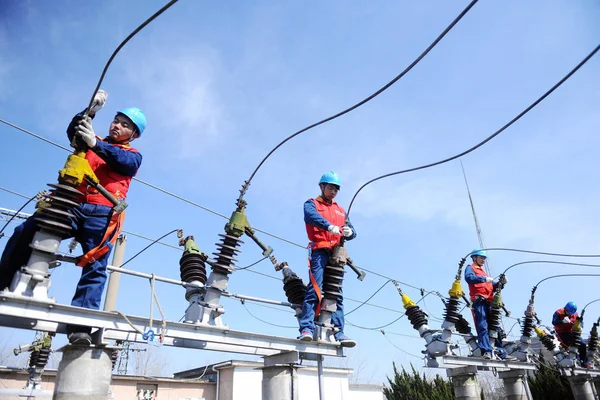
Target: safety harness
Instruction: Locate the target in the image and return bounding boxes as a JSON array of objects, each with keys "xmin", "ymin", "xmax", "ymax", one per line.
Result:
[{"xmin": 76, "ymin": 210, "xmax": 125, "ymax": 267}]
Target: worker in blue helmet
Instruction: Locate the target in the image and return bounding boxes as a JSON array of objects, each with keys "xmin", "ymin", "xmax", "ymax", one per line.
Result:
[
  {"xmin": 552, "ymin": 301, "xmax": 588, "ymax": 366},
  {"xmin": 464, "ymin": 248, "xmax": 512, "ymax": 360},
  {"xmin": 0, "ymin": 90, "xmax": 144, "ymax": 346},
  {"xmin": 298, "ymin": 171, "xmax": 357, "ymax": 347}
]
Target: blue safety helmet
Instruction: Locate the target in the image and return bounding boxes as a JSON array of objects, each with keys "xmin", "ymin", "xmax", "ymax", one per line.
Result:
[
  {"xmin": 470, "ymin": 248, "xmax": 487, "ymax": 258},
  {"xmin": 565, "ymin": 301, "xmax": 577, "ymax": 315},
  {"xmin": 319, "ymin": 171, "xmax": 341, "ymax": 188},
  {"xmin": 117, "ymin": 107, "xmax": 147, "ymax": 136}
]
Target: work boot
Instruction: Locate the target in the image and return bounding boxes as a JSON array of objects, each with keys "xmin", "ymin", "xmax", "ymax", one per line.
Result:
[
  {"xmin": 482, "ymin": 352, "xmax": 492, "ymax": 360},
  {"xmin": 335, "ymin": 334, "xmax": 356, "ymax": 348},
  {"xmin": 298, "ymin": 329, "xmax": 313, "ymax": 342},
  {"xmin": 68, "ymin": 332, "xmax": 92, "ymax": 346}
]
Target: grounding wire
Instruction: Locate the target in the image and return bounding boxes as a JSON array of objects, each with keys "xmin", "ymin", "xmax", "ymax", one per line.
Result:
[
  {"xmin": 346, "ymin": 44, "xmax": 600, "ymax": 217},
  {"xmin": 237, "ymin": 0, "xmax": 479, "ymax": 201}
]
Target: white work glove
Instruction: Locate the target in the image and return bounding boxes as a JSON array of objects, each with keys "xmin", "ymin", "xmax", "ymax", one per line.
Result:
[
  {"xmin": 88, "ymin": 90, "xmax": 107, "ymax": 116},
  {"xmin": 327, "ymin": 225, "xmax": 341, "ymax": 235},
  {"xmin": 562, "ymin": 317, "xmax": 571, "ymax": 324},
  {"xmin": 76, "ymin": 116, "xmax": 97, "ymax": 148},
  {"xmin": 485, "ymin": 276, "xmax": 494, "ymax": 283},
  {"xmin": 342, "ymin": 226, "xmax": 353, "ymax": 237}
]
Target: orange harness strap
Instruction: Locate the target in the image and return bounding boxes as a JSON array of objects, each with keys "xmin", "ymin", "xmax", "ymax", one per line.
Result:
[
  {"xmin": 76, "ymin": 211, "xmax": 125, "ymax": 267},
  {"xmin": 308, "ymin": 256, "xmax": 324, "ymax": 318}
]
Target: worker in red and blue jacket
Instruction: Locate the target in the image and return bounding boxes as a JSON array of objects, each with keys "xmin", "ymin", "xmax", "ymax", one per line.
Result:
[
  {"xmin": 0, "ymin": 90, "xmax": 144, "ymax": 345},
  {"xmin": 464, "ymin": 249, "xmax": 508, "ymax": 360},
  {"xmin": 298, "ymin": 171, "xmax": 357, "ymax": 347},
  {"xmin": 552, "ymin": 302, "xmax": 588, "ymax": 366}
]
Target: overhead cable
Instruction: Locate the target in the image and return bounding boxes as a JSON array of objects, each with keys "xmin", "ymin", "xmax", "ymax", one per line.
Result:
[
  {"xmin": 238, "ymin": 0, "xmax": 479, "ymax": 201},
  {"xmin": 346, "ymin": 44, "xmax": 600, "ymax": 217}
]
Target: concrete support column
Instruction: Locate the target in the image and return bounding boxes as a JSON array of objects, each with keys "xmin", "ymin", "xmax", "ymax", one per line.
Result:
[
  {"xmin": 262, "ymin": 365, "xmax": 299, "ymax": 400},
  {"xmin": 566, "ymin": 375, "xmax": 596, "ymax": 400},
  {"xmin": 498, "ymin": 369, "xmax": 532, "ymax": 400},
  {"xmin": 103, "ymin": 235, "xmax": 127, "ymax": 312},
  {"xmin": 54, "ymin": 346, "xmax": 113, "ymax": 399},
  {"xmin": 446, "ymin": 366, "xmax": 481, "ymax": 400}
]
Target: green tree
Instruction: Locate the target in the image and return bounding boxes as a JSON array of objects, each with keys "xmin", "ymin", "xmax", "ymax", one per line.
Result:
[
  {"xmin": 528, "ymin": 358, "xmax": 573, "ymax": 400},
  {"xmin": 383, "ymin": 363, "xmax": 455, "ymax": 400}
]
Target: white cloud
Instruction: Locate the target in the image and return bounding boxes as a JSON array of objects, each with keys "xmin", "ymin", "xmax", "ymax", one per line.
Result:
[{"xmin": 122, "ymin": 45, "xmax": 231, "ymax": 159}]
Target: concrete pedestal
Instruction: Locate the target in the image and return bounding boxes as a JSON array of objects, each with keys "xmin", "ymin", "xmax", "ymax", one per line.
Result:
[
  {"xmin": 54, "ymin": 346, "xmax": 113, "ymax": 400},
  {"xmin": 498, "ymin": 369, "xmax": 532, "ymax": 400},
  {"xmin": 447, "ymin": 366, "xmax": 481, "ymax": 400},
  {"xmin": 261, "ymin": 365, "xmax": 299, "ymax": 400}
]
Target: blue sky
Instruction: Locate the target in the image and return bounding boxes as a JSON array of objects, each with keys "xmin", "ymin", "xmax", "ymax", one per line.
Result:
[{"xmin": 1, "ymin": 0, "xmax": 599, "ymax": 383}]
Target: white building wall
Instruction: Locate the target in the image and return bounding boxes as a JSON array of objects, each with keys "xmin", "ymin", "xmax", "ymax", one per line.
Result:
[{"xmin": 231, "ymin": 366, "xmax": 262, "ymax": 400}]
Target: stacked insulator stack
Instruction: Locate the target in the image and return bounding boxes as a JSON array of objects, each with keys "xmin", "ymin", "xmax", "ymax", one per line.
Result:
[
  {"xmin": 283, "ymin": 275, "xmax": 306, "ymax": 306},
  {"xmin": 406, "ymin": 305, "xmax": 428, "ymax": 330},
  {"xmin": 454, "ymin": 314, "xmax": 473, "ymax": 335},
  {"xmin": 443, "ymin": 297, "xmax": 461, "ymax": 324},
  {"xmin": 322, "ymin": 263, "xmax": 344, "ymax": 301},
  {"xmin": 488, "ymin": 305, "xmax": 502, "ymax": 332},
  {"xmin": 211, "ymin": 234, "xmax": 243, "ymax": 275},
  {"xmin": 36, "ymin": 183, "xmax": 81, "ymax": 237},
  {"xmin": 588, "ymin": 323, "xmax": 599, "ymax": 355},
  {"xmin": 521, "ymin": 314, "xmax": 534, "ymax": 338},
  {"xmin": 28, "ymin": 347, "xmax": 50, "ymax": 369},
  {"xmin": 180, "ymin": 252, "xmax": 208, "ymax": 286},
  {"xmin": 571, "ymin": 326, "xmax": 583, "ymax": 349},
  {"xmin": 539, "ymin": 333, "xmax": 557, "ymax": 351}
]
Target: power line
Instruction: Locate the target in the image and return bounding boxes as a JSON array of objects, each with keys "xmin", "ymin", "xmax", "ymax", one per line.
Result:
[
  {"xmin": 0, "ymin": 118, "xmax": 304, "ymax": 249},
  {"xmin": 346, "ymin": 43, "xmax": 600, "ymax": 217},
  {"xmin": 238, "ymin": 0, "xmax": 479, "ymax": 200},
  {"xmin": 0, "ymin": 185, "xmax": 416, "ymax": 316}
]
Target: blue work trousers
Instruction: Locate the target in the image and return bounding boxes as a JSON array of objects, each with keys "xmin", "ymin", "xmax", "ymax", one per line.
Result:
[
  {"xmin": 0, "ymin": 203, "xmax": 113, "ymax": 314},
  {"xmin": 472, "ymin": 298, "xmax": 506, "ymax": 356},
  {"xmin": 298, "ymin": 248, "xmax": 345, "ymax": 339}
]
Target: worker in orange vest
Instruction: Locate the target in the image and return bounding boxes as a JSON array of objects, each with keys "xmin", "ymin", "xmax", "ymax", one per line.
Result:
[
  {"xmin": 552, "ymin": 302, "xmax": 589, "ymax": 367},
  {"xmin": 0, "ymin": 90, "xmax": 144, "ymax": 345},
  {"xmin": 298, "ymin": 171, "xmax": 357, "ymax": 347}
]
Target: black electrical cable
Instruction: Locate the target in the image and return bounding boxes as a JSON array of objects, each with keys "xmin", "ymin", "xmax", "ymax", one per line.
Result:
[
  {"xmin": 235, "ymin": 257, "xmax": 268, "ymax": 271},
  {"xmin": 0, "ymin": 194, "xmax": 37, "ymax": 237},
  {"xmin": 479, "ymin": 247, "xmax": 600, "ymax": 259},
  {"xmin": 237, "ymin": 0, "xmax": 479, "ymax": 201},
  {"xmin": 346, "ymin": 44, "xmax": 600, "ymax": 218},
  {"xmin": 502, "ymin": 260, "xmax": 600, "ymax": 276},
  {"xmin": 120, "ymin": 229, "xmax": 180, "ymax": 268},
  {"xmin": 533, "ymin": 273, "xmax": 600, "ymax": 291},
  {"xmin": 85, "ymin": 0, "xmax": 179, "ymax": 111},
  {"xmin": 380, "ymin": 331, "xmax": 423, "ymax": 359},
  {"xmin": 583, "ymin": 299, "xmax": 600, "ymax": 312},
  {"xmin": 345, "ymin": 279, "xmax": 392, "ymax": 316},
  {"xmin": 346, "ymin": 291, "xmax": 437, "ymax": 330},
  {"xmin": 240, "ymin": 300, "xmax": 297, "ymax": 329}
]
